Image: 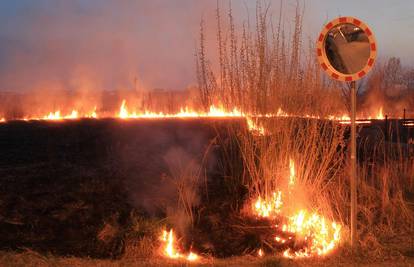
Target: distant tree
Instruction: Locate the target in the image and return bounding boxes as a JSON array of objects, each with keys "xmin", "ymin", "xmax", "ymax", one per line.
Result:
[
  {"xmin": 384, "ymin": 57, "xmax": 403, "ymax": 88},
  {"xmin": 403, "ymin": 68, "xmax": 414, "ymax": 90}
]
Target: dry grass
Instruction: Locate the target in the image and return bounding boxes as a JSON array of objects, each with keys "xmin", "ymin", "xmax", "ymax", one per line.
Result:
[
  {"xmin": 1, "ymin": 250, "xmax": 414, "ymax": 267},
  {"xmin": 196, "ymin": 1, "xmax": 345, "ymax": 116},
  {"xmin": 2, "ymin": 1, "xmax": 413, "ymax": 265},
  {"xmin": 195, "ymin": 0, "xmax": 414, "ymax": 260}
]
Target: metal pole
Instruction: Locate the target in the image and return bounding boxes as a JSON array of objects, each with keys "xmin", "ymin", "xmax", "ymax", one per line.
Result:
[{"xmin": 350, "ymin": 81, "xmax": 357, "ymax": 248}]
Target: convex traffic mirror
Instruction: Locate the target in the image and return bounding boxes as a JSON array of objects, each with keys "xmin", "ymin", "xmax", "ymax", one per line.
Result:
[{"xmin": 316, "ymin": 17, "xmax": 377, "ymax": 81}]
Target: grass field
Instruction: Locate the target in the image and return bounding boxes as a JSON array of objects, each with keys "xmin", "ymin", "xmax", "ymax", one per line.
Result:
[{"xmin": 1, "ymin": 250, "xmax": 414, "ymax": 267}]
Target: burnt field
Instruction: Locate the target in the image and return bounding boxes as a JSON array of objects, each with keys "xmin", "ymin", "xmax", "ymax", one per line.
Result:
[
  {"xmin": 0, "ymin": 118, "xmax": 246, "ymax": 258},
  {"xmin": 0, "ymin": 118, "xmax": 413, "ymax": 262}
]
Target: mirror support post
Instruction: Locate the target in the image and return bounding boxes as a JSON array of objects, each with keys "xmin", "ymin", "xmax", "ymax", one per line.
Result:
[{"xmin": 350, "ymin": 80, "xmax": 357, "ymax": 249}]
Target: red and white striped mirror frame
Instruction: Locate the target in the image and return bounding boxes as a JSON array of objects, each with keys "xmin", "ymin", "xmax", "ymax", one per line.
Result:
[{"xmin": 316, "ymin": 17, "xmax": 377, "ymax": 82}]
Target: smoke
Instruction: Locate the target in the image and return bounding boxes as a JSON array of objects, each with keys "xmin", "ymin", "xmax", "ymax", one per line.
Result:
[
  {"xmin": 360, "ymin": 60, "xmax": 414, "ymax": 117},
  {"xmin": 0, "ymin": 0, "xmax": 222, "ymax": 93},
  {"xmin": 163, "ymin": 147, "xmax": 203, "ymax": 236},
  {"xmin": 0, "ymin": 1, "xmax": 308, "ymax": 119},
  {"xmin": 121, "ymin": 122, "xmax": 217, "ymax": 237}
]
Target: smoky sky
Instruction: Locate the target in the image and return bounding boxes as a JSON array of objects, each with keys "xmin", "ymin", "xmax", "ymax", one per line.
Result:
[
  {"xmin": 0, "ymin": 0, "xmax": 220, "ymax": 91},
  {"xmin": 0, "ymin": 0, "xmax": 413, "ymax": 92}
]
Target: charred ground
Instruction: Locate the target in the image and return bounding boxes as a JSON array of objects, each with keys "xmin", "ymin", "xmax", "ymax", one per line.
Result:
[{"xmin": 0, "ymin": 118, "xmax": 413, "ymax": 260}]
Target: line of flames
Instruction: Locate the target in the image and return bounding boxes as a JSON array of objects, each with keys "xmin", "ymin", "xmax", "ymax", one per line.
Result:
[{"xmin": 0, "ymin": 99, "xmax": 387, "ymax": 127}]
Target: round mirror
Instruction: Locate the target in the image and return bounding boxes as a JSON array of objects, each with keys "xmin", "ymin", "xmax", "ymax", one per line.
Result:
[
  {"xmin": 316, "ymin": 17, "xmax": 376, "ymax": 81},
  {"xmin": 325, "ymin": 24, "xmax": 370, "ymax": 74}
]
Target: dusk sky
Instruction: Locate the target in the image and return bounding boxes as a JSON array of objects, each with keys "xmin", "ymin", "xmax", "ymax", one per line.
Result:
[{"xmin": 0, "ymin": 0, "xmax": 413, "ymax": 91}]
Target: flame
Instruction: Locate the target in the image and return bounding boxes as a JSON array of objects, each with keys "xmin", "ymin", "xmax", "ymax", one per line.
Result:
[
  {"xmin": 376, "ymin": 107, "xmax": 385, "ymax": 120},
  {"xmin": 160, "ymin": 229, "xmax": 200, "ymax": 262},
  {"xmin": 67, "ymin": 110, "xmax": 79, "ymax": 119},
  {"xmin": 0, "ymin": 118, "xmax": 5, "ymax": 123},
  {"xmin": 43, "ymin": 111, "xmax": 62, "ymax": 120},
  {"xmin": 282, "ymin": 210, "xmax": 341, "ymax": 258},
  {"xmin": 88, "ymin": 107, "xmax": 98, "ymax": 118},
  {"xmin": 119, "ymin": 100, "xmax": 129, "ymax": 119},
  {"xmin": 246, "ymin": 117, "xmax": 266, "ymax": 135},
  {"xmin": 289, "ymin": 159, "xmax": 295, "ymax": 186},
  {"xmin": 258, "ymin": 248, "xmax": 264, "ymax": 257},
  {"xmin": 254, "ymin": 191, "xmax": 283, "ymax": 218},
  {"xmin": 118, "ymin": 100, "xmax": 244, "ymax": 119},
  {"xmin": 253, "ymin": 159, "xmax": 342, "ymax": 258},
  {"xmin": 0, "ymin": 99, "xmax": 390, "ymax": 128},
  {"xmin": 161, "ymin": 229, "xmax": 180, "ymax": 259}
]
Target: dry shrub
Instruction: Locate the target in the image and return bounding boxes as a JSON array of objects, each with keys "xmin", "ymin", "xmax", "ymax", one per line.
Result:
[
  {"xmin": 123, "ymin": 213, "xmax": 162, "ymax": 259},
  {"xmin": 239, "ymin": 118, "xmax": 346, "ymax": 220}
]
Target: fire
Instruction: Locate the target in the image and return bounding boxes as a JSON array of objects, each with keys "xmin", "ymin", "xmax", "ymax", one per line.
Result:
[
  {"xmin": 0, "ymin": 117, "xmax": 5, "ymax": 123},
  {"xmin": 289, "ymin": 159, "xmax": 295, "ymax": 186},
  {"xmin": 89, "ymin": 107, "xmax": 98, "ymax": 118},
  {"xmin": 118, "ymin": 99, "xmax": 244, "ymax": 119},
  {"xmin": 246, "ymin": 117, "xmax": 266, "ymax": 135},
  {"xmin": 0, "ymin": 99, "xmax": 387, "ymax": 127},
  {"xmin": 43, "ymin": 111, "xmax": 62, "ymax": 120},
  {"xmin": 160, "ymin": 229, "xmax": 199, "ymax": 262},
  {"xmin": 253, "ymin": 159, "xmax": 342, "ymax": 258},
  {"xmin": 376, "ymin": 107, "xmax": 385, "ymax": 120},
  {"xmin": 254, "ymin": 191, "xmax": 283, "ymax": 218},
  {"xmin": 282, "ymin": 210, "xmax": 341, "ymax": 258},
  {"xmin": 16, "ymin": 108, "xmax": 98, "ymax": 122},
  {"xmin": 119, "ymin": 100, "xmax": 129, "ymax": 119}
]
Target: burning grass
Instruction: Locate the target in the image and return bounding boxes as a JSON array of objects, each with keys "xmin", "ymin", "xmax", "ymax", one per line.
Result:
[
  {"xmin": 0, "ymin": 115, "xmax": 413, "ymax": 264},
  {"xmin": 151, "ymin": 117, "xmax": 413, "ymax": 263},
  {"xmin": 0, "ymin": 1, "xmax": 413, "ymax": 265}
]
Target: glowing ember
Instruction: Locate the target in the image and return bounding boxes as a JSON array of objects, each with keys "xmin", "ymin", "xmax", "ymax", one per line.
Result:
[
  {"xmin": 186, "ymin": 252, "xmax": 199, "ymax": 261},
  {"xmin": 338, "ymin": 120, "xmax": 372, "ymax": 125},
  {"xmin": 160, "ymin": 229, "xmax": 200, "ymax": 262},
  {"xmin": 253, "ymin": 159, "xmax": 342, "ymax": 258}
]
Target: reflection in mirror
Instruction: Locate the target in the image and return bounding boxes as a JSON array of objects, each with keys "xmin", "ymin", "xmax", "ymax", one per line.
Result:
[{"xmin": 325, "ymin": 23, "xmax": 370, "ymax": 74}]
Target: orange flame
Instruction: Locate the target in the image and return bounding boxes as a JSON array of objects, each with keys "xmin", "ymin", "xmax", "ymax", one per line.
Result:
[
  {"xmin": 160, "ymin": 229, "xmax": 199, "ymax": 262},
  {"xmin": 253, "ymin": 159, "xmax": 342, "ymax": 258},
  {"xmin": 376, "ymin": 107, "xmax": 385, "ymax": 120},
  {"xmin": 254, "ymin": 191, "xmax": 283, "ymax": 218},
  {"xmin": 289, "ymin": 159, "xmax": 295, "ymax": 187},
  {"xmin": 1, "ymin": 99, "xmax": 388, "ymax": 128},
  {"xmin": 282, "ymin": 210, "xmax": 341, "ymax": 258}
]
